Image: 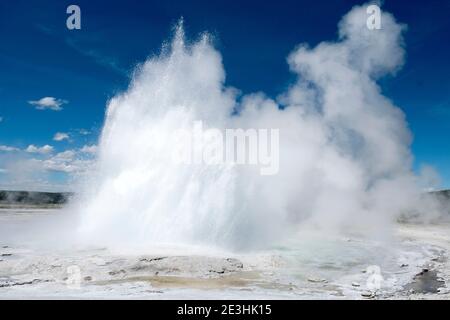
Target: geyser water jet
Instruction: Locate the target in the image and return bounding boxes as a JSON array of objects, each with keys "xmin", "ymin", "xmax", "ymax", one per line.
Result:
[{"xmin": 76, "ymin": 4, "xmax": 442, "ymax": 251}]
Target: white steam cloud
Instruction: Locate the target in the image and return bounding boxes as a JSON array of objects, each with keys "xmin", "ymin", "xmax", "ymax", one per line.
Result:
[{"xmin": 75, "ymin": 5, "xmax": 443, "ymax": 250}]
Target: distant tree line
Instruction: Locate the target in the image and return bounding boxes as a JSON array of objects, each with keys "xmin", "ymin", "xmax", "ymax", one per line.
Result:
[{"xmin": 0, "ymin": 190, "xmax": 73, "ymax": 205}]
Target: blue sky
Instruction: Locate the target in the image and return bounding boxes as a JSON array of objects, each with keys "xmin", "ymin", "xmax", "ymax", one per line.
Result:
[{"xmin": 0, "ymin": 0, "xmax": 449, "ymax": 190}]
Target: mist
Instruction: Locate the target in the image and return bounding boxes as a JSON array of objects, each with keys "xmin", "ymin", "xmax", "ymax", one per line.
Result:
[{"xmin": 71, "ymin": 4, "xmax": 443, "ymax": 251}]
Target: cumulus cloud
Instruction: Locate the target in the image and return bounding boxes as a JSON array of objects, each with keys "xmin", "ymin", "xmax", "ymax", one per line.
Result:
[
  {"xmin": 53, "ymin": 132, "xmax": 70, "ymax": 141},
  {"xmin": 25, "ymin": 144, "xmax": 54, "ymax": 154},
  {"xmin": 0, "ymin": 145, "xmax": 19, "ymax": 152},
  {"xmin": 42, "ymin": 150, "xmax": 94, "ymax": 173},
  {"xmin": 0, "ymin": 157, "xmax": 71, "ymax": 192},
  {"xmin": 28, "ymin": 97, "xmax": 68, "ymax": 111},
  {"xmin": 80, "ymin": 145, "xmax": 97, "ymax": 154},
  {"xmin": 42, "ymin": 150, "xmax": 77, "ymax": 173},
  {"xmin": 0, "ymin": 147, "xmax": 95, "ymax": 192},
  {"xmin": 1, "ymin": 141, "xmax": 96, "ymax": 191}
]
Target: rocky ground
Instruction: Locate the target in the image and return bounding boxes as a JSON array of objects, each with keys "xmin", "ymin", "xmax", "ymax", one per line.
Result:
[{"xmin": 0, "ymin": 208, "xmax": 449, "ymax": 299}]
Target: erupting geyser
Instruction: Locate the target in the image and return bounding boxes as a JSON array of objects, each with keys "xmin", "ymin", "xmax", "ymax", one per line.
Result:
[{"xmin": 76, "ymin": 5, "xmax": 441, "ymax": 250}]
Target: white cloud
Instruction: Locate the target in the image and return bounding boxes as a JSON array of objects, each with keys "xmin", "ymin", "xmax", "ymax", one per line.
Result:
[
  {"xmin": 53, "ymin": 150, "xmax": 76, "ymax": 160},
  {"xmin": 0, "ymin": 145, "xmax": 94, "ymax": 191},
  {"xmin": 25, "ymin": 144, "xmax": 54, "ymax": 154},
  {"xmin": 28, "ymin": 97, "xmax": 68, "ymax": 111},
  {"xmin": 0, "ymin": 158, "xmax": 72, "ymax": 192},
  {"xmin": 53, "ymin": 132, "xmax": 70, "ymax": 141},
  {"xmin": 78, "ymin": 128, "xmax": 91, "ymax": 135},
  {"xmin": 0, "ymin": 145, "xmax": 19, "ymax": 152},
  {"xmin": 80, "ymin": 144, "xmax": 97, "ymax": 154},
  {"xmin": 43, "ymin": 159, "xmax": 77, "ymax": 173},
  {"xmin": 0, "ymin": 147, "xmax": 93, "ymax": 192},
  {"xmin": 42, "ymin": 150, "xmax": 93, "ymax": 173}
]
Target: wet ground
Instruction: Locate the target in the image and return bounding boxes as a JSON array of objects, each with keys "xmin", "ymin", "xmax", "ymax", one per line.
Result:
[{"xmin": 0, "ymin": 208, "xmax": 449, "ymax": 299}]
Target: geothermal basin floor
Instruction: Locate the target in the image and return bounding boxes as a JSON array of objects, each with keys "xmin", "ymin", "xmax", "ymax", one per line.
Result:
[{"xmin": 0, "ymin": 208, "xmax": 449, "ymax": 299}]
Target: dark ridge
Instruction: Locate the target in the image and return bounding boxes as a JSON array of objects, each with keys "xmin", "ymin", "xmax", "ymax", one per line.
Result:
[
  {"xmin": 430, "ymin": 189, "xmax": 450, "ymax": 205},
  {"xmin": 432, "ymin": 189, "xmax": 450, "ymax": 199},
  {"xmin": 0, "ymin": 189, "xmax": 448, "ymax": 207},
  {"xmin": 0, "ymin": 190, "xmax": 73, "ymax": 206}
]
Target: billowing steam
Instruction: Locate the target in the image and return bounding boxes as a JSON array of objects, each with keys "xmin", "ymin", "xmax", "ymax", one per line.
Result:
[{"xmin": 75, "ymin": 4, "xmax": 443, "ymax": 250}]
